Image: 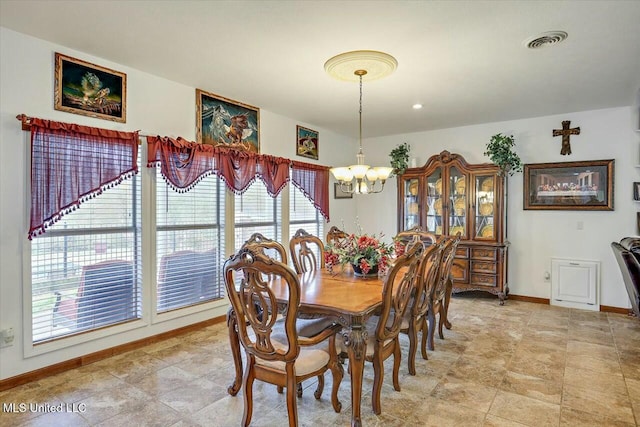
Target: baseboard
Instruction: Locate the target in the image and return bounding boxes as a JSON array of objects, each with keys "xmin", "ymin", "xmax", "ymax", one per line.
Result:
[
  {"xmin": 0, "ymin": 315, "xmax": 226, "ymax": 392},
  {"xmin": 508, "ymin": 294, "xmax": 550, "ymax": 305},
  {"xmin": 600, "ymin": 305, "xmax": 634, "ymax": 315}
]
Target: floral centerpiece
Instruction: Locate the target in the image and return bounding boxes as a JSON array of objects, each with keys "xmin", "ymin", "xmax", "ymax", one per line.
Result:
[{"xmin": 325, "ymin": 230, "xmax": 394, "ymax": 276}]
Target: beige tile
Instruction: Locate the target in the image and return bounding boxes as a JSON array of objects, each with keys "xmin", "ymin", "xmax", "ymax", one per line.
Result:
[
  {"xmin": 405, "ymin": 396, "xmax": 486, "ymax": 427},
  {"xmin": 447, "ymin": 355, "xmax": 508, "ymax": 388},
  {"xmin": 430, "ymin": 375, "xmax": 498, "ymax": 412},
  {"xmin": 14, "ymin": 410, "xmax": 90, "ymax": 427},
  {"xmin": 499, "ymin": 370, "xmax": 562, "ymax": 405},
  {"xmin": 483, "ymin": 414, "xmax": 529, "ymax": 427},
  {"xmin": 507, "ymin": 352, "xmax": 564, "ymax": 382},
  {"xmin": 566, "ymin": 339, "xmax": 618, "ymax": 362},
  {"xmin": 562, "ymin": 382, "xmax": 635, "ymax": 424},
  {"xmin": 559, "ymin": 406, "xmax": 636, "ymax": 427},
  {"xmin": 93, "ymin": 400, "xmax": 182, "ymax": 427},
  {"xmin": 565, "ymin": 352, "xmax": 622, "ymax": 376},
  {"xmin": 488, "ymin": 390, "xmax": 560, "ymax": 426},
  {"xmin": 563, "ymin": 365, "xmax": 627, "ymax": 395},
  {"xmin": 74, "ymin": 383, "xmax": 152, "ymax": 424},
  {"xmin": 626, "ymin": 377, "xmax": 640, "ymax": 404},
  {"xmin": 158, "ymin": 377, "xmax": 227, "ymax": 413}
]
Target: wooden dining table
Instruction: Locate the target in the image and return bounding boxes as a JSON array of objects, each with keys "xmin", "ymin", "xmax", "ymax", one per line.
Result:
[{"xmin": 226, "ymin": 266, "xmax": 385, "ymax": 427}]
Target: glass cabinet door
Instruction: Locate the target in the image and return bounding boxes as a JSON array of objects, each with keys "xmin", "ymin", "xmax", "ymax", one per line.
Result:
[
  {"xmin": 474, "ymin": 174, "xmax": 496, "ymax": 239},
  {"xmin": 448, "ymin": 166, "xmax": 467, "ymax": 238},
  {"xmin": 425, "ymin": 168, "xmax": 443, "ymax": 234},
  {"xmin": 403, "ymin": 178, "xmax": 420, "ymax": 230}
]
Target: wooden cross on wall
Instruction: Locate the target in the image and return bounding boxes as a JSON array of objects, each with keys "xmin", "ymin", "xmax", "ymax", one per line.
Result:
[{"xmin": 552, "ymin": 120, "xmax": 580, "ymax": 155}]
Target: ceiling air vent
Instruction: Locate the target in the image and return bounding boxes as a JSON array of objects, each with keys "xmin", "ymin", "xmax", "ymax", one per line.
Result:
[{"xmin": 524, "ymin": 31, "xmax": 568, "ymax": 49}]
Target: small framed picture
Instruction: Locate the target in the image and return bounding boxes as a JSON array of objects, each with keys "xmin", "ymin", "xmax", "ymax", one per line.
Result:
[
  {"xmin": 334, "ymin": 183, "xmax": 353, "ymax": 199},
  {"xmin": 296, "ymin": 125, "xmax": 318, "ymax": 160},
  {"xmin": 634, "ymin": 182, "xmax": 640, "ymax": 201},
  {"xmin": 55, "ymin": 53, "xmax": 126, "ymax": 123}
]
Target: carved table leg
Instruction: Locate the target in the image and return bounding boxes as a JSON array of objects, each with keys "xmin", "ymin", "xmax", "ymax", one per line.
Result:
[
  {"xmin": 342, "ymin": 321, "xmax": 367, "ymax": 427},
  {"xmin": 498, "ymin": 292, "xmax": 506, "ymax": 306},
  {"xmin": 227, "ymin": 308, "xmax": 243, "ymax": 396}
]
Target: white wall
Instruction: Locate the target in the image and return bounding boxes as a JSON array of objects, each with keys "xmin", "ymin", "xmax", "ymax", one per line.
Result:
[
  {"xmin": 357, "ymin": 107, "xmax": 639, "ymax": 307},
  {"xmin": 0, "ymin": 28, "xmax": 357, "ymax": 379}
]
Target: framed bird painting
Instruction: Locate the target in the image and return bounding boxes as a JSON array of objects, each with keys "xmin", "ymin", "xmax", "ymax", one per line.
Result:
[
  {"xmin": 54, "ymin": 53, "xmax": 127, "ymax": 123},
  {"xmin": 196, "ymin": 89, "xmax": 260, "ymax": 153},
  {"xmin": 296, "ymin": 125, "xmax": 319, "ymax": 160}
]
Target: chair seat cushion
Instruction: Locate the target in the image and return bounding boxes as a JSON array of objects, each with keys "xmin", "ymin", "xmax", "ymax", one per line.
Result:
[
  {"xmin": 255, "ymin": 333, "xmax": 331, "ymax": 376},
  {"xmin": 295, "ymin": 317, "xmax": 337, "ymax": 337}
]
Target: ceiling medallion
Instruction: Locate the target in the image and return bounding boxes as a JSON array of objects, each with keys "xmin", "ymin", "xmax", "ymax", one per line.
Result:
[{"xmin": 324, "ymin": 50, "xmax": 398, "ymax": 82}]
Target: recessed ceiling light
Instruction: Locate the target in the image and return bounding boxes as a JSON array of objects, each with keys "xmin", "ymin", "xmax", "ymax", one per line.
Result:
[
  {"xmin": 412, "ymin": 104, "xmax": 423, "ymax": 110},
  {"xmin": 524, "ymin": 31, "xmax": 568, "ymax": 49}
]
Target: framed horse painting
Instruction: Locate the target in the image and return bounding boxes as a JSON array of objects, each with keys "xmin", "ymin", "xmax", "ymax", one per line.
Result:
[{"xmin": 196, "ymin": 89, "xmax": 260, "ymax": 153}]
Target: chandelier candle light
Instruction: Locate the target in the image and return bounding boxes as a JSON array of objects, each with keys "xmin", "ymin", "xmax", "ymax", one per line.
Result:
[{"xmin": 325, "ymin": 50, "xmax": 396, "ymax": 194}]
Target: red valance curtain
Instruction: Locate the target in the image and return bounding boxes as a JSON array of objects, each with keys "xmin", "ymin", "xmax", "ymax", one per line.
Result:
[
  {"xmin": 147, "ymin": 136, "xmax": 216, "ymax": 192},
  {"xmin": 27, "ymin": 117, "xmax": 139, "ymax": 239},
  {"xmin": 147, "ymin": 137, "xmax": 329, "ymax": 220},
  {"xmin": 291, "ymin": 161, "xmax": 330, "ymax": 221}
]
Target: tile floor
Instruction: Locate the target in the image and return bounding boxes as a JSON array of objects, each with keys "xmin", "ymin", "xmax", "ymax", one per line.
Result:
[{"xmin": 1, "ymin": 294, "xmax": 639, "ymax": 426}]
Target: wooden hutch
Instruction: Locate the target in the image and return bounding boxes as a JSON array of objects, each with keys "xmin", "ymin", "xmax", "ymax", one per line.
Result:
[{"xmin": 397, "ymin": 150, "xmax": 509, "ymax": 303}]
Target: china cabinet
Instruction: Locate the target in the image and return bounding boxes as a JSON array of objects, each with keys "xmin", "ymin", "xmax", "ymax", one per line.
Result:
[{"xmin": 397, "ymin": 150, "xmax": 509, "ymax": 303}]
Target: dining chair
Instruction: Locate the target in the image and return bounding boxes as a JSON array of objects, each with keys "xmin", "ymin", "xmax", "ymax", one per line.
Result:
[
  {"xmin": 289, "ymin": 228, "xmax": 325, "ymax": 273},
  {"xmin": 224, "ymin": 246, "xmax": 343, "ymax": 427},
  {"xmin": 399, "ymin": 238, "xmax": 444, "ymax": 375},
  {"xmin": 338, "ymin": 241, "xmax": 425, "ymax": 415},
  {"xmin": 325, "ymin": 225, "xmax": 348, "ymax": 245},
  {"xmin": 426, "ymin": 234, "xmax": 461, "ymax": 351},
  {"xmin": 393, "ymin": 226, "xmax": 438, "ymax": 257},
  {"xmin": 239, "ymin": 233, "xmax": 338, "ymax": 396}
]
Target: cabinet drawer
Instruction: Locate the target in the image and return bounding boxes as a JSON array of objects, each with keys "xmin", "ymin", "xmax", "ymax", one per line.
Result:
[
  {"xmin": 451, "ymin": 259, "xmax": 469, "ymax": 283},
  {"xmin": 471, "ymin": 247, "xmax": 497, "ymax": 260},
  {"xmin": 455, "ymin": 247, "xmax": 470, "ymax": 258},
  {"xmin": 471, "ymin": 274, "xmax": 497, "ymax": 287},
  {"xmin": 471, "ymin": 260, "xmax": 496, "ymax": 274}
]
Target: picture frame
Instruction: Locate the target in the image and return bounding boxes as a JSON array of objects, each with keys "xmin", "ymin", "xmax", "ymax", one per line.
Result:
[
  {"xmin": 296, "ymin": 125, "xmax": 319, "ymax": 160},
  {"xmin": 523, "ymin": 159, "xmax": 614, "ymax": 211},
  {"xmin": 54, "ymin": 52, "xmax": 126, "ymax": 123},
  {"xmin": 637, "ymin": 212, "xmax": 640, "ymax": 234},
  {"xmin": 634, "ymin": 182, "xmax": 640, "ymax": 201},
  {"xmin": 334, "ymin": 183, "xmax": 353, "ymax": 199},
  {"xmin": 196, "ymin": 88, "xmax": 260, "ymax": 153}
]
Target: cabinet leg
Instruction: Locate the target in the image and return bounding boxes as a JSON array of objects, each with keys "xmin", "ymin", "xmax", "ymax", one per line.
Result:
[{"xmin": 498, "ymin": 292, "xmax": 506, "ymax": 306}]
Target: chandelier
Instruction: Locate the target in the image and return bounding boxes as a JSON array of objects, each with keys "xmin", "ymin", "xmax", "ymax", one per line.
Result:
[{"xmin": 325, "ymin": 51, "xmax": 397, "ymax": 194}]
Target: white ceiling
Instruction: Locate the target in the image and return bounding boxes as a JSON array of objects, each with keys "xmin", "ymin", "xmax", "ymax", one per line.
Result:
[{"xmin": 2, "ymin": 1, "xmax": 640, "ymax": 139}]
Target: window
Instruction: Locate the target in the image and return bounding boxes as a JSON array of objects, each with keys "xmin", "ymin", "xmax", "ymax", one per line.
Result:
[
  {"xmin": 289, "ymin": 184, "xmax": 324, "ymax": 242},
  {"xmin": 234, "ymin": 180, "xmax": 282, "ymax": 251},
  {"xmin": 31, "ymin": 170, "xmax": 141, "ymax": 343},
  {"xmin": 156, "ymin": 172, "xmax": 225, "ymax": 312}
]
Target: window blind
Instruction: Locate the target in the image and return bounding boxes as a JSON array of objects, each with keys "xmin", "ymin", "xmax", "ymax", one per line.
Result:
[
  {"xmin": 156, "ymin": 171, "xmax": 226, "ymax": 312},
  {"xmin": 234, "ymin": 180, "xmax": 282, "ymax": 253},
  {"xmin": 32, "ymin": 161, "xmax": 141, "ymax": 343}
]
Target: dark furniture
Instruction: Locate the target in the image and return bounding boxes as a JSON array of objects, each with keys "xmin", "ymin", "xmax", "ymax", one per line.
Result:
[
  {"xmin": 397, "ymin": 150, "xmax": 509, "ymax": 303},
  {"xmin": 157, "ymin": 249, "xmax": 218, "ymax": 311},
  {"xmin": 54, "ymin": 260, "xmax": 136, "ymax": 329},
  {"xmin": 611, "ymin": 237, "xmax": 640, "ymax": 317}
]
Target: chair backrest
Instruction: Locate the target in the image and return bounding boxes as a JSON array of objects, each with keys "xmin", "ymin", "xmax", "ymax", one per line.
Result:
[
  {"xmin": 289, "ymin": 228, "xmax": 325, "ymax": 273},
  {"xmin": 394, "ymin": 226, "xmax": 437, "ymax": 257},
  {"xmin": 77, "ymin": 260, "xmax": 135, "ymax": 329},
  {"xmin": 326, "ymin": 226, "xmax": 348, "ymax": 245},
  {"xmin": 433, "ymin": 234, "xmax": 461, "ymax": 302},
  {"xmin": 242, "ymin": 232, "xmax": 288, "ymax": 265},
  {"xmin": 224, "ymin": 246, "xmax": 301, "ymax": 363},
  {"xmin": 157, "ymin": 249, "xmax": 219, "ymax": 310},
  {"xmin": 376, "ymin": 241, "xmax": 425, "ymax": 343},
  {"xmin": 410, "ymin": 239, "xmax": 445, "ymax": 319},
  {"xmin": 611, "ymin": 238, "xmax": 640, "ymax": 317}
]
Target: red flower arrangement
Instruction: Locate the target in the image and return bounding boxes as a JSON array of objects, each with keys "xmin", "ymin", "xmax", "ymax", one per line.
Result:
[{"xmin": 325, "ymin": 231, "xmax": 394, "ymax": 275}]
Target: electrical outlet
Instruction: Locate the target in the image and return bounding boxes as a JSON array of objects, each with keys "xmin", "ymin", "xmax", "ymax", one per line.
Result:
[
  {"xmin": 543, "ymin": 271, "xmax": 551, "ymax": 282},
  {"xmin": 577, "ymin": 221, "xmax": 584, "ymax": 230},
  {"xmin": 0, "ymin": 328, "xmax": 15, "ymax": 348}
]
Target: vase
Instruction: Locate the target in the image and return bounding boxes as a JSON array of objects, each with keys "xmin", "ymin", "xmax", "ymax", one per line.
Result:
[{"xmin": 351, "ymin": 263, "xmax": 379, "ymax": 277}]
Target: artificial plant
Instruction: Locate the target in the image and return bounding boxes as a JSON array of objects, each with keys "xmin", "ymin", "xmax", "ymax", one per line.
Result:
[
  {"xmin": 389, "ymin": 142, "xmax": 411, "ymax": 176},
  {"xmin": 484, "ymin": 133, "xmax": 523, "ymax": 176}
]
